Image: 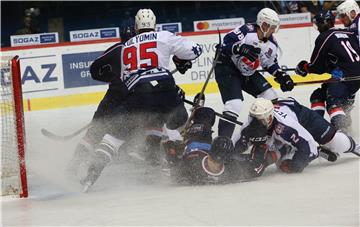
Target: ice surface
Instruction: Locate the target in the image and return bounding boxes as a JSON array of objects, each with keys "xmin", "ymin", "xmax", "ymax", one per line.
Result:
[{"xmin": 2, "ymin": 86, "xmax": 359, "ymax": 226}]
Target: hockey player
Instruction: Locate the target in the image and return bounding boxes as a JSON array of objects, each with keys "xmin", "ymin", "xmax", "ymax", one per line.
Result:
[
  {"xmin": 80, "ymin": 9, "xmax": 202, "ymax": 191},
  {"xmin": 67, "ymin": 24, "xmax": 135, "ymax": 177},
  {"xmin": 234, "ymin": 98, "xmax": 359, "ymax": 174},
  {"xmin": 337, "ymin": 0, "xmax": 360, "ymax": 45},
  {"xmin": 215, "ymin": 7, "xmax": 294, "ymax": 139},
  {"xmin": 295, "ymin": 10, "xmax": 360, "ymax": 131},
  {"xmin": 164, "ymin": 107, "xmax": 275, "ymax": 184}
]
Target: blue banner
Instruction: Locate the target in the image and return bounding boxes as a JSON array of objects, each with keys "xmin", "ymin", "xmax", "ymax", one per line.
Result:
[
  {"xmin": 156, "ymin": 22, "xmax": 182, "ymax": 33},
  {"xmin": 70, "ymin": 27, "xmax": 119, "ymax": 42},
  {"xmin": 62, "ymin": 52, "xmax": 106, "ymax": 88},
  {"xmin": 10, "ymin": 33, "xmax": 59, "ymax": 47}
]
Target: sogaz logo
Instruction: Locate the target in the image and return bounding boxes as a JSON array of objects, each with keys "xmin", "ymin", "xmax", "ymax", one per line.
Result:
[
  {"xmin": 13, "ymin": 36, "xmax": 39, "ymax": 44},
  {"xmin": 72, "ymin": 31, "xmax": 100, "ymax": 40}
]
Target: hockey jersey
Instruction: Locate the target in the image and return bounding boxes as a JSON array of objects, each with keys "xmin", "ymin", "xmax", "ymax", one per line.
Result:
[
  {"xmin": 235, "ymin": 100, "xmax": 319, "ymax": 165},
  {"xmin": 121, "ymin": 31, "xmax": 202, "ymax": 90},
  {"xmin": 308, "ymin": 28, "xmax": 360, "ymax": 77},
  {"xmin": 221, "ymin": 23, "xmax": 281, "ymax": 76}
]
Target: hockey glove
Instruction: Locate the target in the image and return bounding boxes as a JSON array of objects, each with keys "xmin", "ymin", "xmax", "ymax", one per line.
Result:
[
  {"xmin": 232, "ymin": 43, "xmax": 261, "ymax": 62},
  {"xmin": 274, "ymin": 70, "xmax": 294, "ymax": 92},
  {"xmin": 173, "ymin": 56, "xmax": 192, "ymax": 74},
  {"xmin": 193, "ymin": 92, "xmax": 205, "ymax": 107},
  {"xmin": 210, "ymin": 136, "xmax": 235, "ymax": 163},
  {"xmin": 295, "ymin": 60, "xmax": 309, "ymax": 77},
  {"xmin": 235, "ymin": 118, "xmax": 268, "ymax": 153}
]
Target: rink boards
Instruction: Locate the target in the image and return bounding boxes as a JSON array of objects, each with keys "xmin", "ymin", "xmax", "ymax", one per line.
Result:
[{"xmin": 1, "ymin": 23, "xmax": 331, "ymax": 111}]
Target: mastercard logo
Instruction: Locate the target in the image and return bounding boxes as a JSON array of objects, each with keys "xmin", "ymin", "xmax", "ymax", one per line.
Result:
[{"xmin": 196, "ymin": 22, "xmax": 209, "ymax": 30}]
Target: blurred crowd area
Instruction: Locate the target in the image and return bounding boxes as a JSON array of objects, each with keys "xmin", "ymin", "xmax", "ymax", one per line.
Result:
[{"xmin": 1, "ymin": 1, "xmax": 357, "ymax": 47}]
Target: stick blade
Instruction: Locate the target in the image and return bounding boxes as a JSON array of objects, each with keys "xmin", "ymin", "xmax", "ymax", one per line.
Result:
[{"xmin": 41, "ymin": 128, "xmax": 68, "ymax": 141}]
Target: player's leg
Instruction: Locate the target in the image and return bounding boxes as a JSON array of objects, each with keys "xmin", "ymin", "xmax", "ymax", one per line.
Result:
[
  {"xmin": 246, "ymin": 71, "xmax": 277, "ymax": 100},
  {"xmin": 80, "ymin": 105, "xmax": 135, "ymax": 191},
  {"xmin": 326, "ymin": 82, "xmax": 350, "ymax": 131},
  {"xmin": 81, "ymin": 133, "xmax": 125, "ymax": 191},
  {"xmin": 215, "ymin": 62, "xmax": 244, "ymax": 138},
  {"xmin": 68, "ymin": 89, "xmax": 123, "ymax": 175},
  {"xmin": 310, "ymin": 84, "xmax": 327, "ymax": 117},
  {"xmin": 295, "ymin": 101, "xmax": 358, "ymax": 155},
  {"xmin": 162, "ymin": 103, "xmax": 188, "ymax": 165}
]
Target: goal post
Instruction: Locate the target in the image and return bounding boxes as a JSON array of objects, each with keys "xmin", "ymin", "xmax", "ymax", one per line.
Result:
[{"xmin": 1, "ymin": 55, "xmax": 28, "ymax": 198}]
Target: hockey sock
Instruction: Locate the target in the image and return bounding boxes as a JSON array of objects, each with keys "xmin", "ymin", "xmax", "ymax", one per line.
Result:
[{"xmin": 324, "ymin": 131, "xmax": 355, "ymax": 154}]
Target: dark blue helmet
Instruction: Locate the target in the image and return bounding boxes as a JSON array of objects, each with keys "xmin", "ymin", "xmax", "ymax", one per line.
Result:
[
  {"xmin": 120, "ymin": 18, "xmax": 136, "ymax": 43},
  {"xmin": 313, "ymin": 10, "xmax": 335, "ymax": 32}
]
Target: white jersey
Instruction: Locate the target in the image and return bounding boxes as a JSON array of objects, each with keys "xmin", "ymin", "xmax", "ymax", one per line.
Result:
[
  {"xmin": 222, "ymin": 23, "xmax": 280, "ymax": 76},
  {"xmin": 121, "ymin": 30, "xmax": 202, "ymax": 89},
  {"xmin": 235, "ymin": 104, "xmax": 318, "ymax": 159},
  {"xmin": 268, "ymin": 105, "xmax": 319, "ymax": 158}
]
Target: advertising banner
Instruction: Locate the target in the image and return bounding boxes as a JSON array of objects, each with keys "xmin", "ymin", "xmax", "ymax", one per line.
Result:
[
  {"xmin": 19, "ymin": 54, "xmax": 62, "ymax": 93},
  {"xmin": 69, "ymin": 27, "xmax": 119, "ymax": 42},
  {"xmin": 156, "ymin": 22, "xmax": 182, "ymax": 33},
  {"xmin": 193, "ymin": 17, "xmax": 245, "ymax": 31},
  {"xmin": 10, "ymin": 33, "xmax": 59, "ymax": 47},
  {"xmin": 62, "ymin": 52, "xmax": 106, "ymax": 88},
  {"xmin": 279, "ymin": 12, "xmax": 311, "ymax": 25}
]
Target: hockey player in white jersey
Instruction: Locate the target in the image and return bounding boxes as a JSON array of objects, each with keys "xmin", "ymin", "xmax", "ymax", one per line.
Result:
[
  {"xmin": 80, "ymin": 9, "xmax": 202, "ymax": 191},
  {"xmin": 337, "ymin": 0, "xmax": 360, "ymax": 46},
  {"xmin": 234, "ymin": 98, "xmax": 359, "ymax": 173},
  {"xmin": 215, "ymin": 8, "xmax": 295, "ymax": 138}
]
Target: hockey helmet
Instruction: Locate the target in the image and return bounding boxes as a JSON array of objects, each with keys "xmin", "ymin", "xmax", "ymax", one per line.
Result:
[
  {"xmin": 313, "ymin": 10, "xmax": 335, "ymax": 32},
  {"xmin": 135, "ymin": 9, "xmax": 156, "ymax": 32},
  {"xmin": 337, "ymin": 0, "xmax": 360, "ymax": 22},
  {"xmin": 210, "ymin": 136, "xmax": 235, "ymax": 163},
  {"xmin": 120, "ymin": 18, "xmax": 136, "ymax": 43},
  {"xmin": 256, "ymin": 8, "xmax": 280, "ymax": 38},
  {"xmin": 249, "ymin": 98, "xmax": 274, "ymax": 128}
]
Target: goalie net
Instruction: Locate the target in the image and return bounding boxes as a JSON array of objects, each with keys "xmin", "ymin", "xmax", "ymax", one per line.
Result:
[{"xmin": 1, "ymin": 56, "xmax": 28, "ymax": 198}]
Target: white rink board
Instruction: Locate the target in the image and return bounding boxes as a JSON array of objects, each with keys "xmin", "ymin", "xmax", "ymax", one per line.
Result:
[{"xmin": 1, "ymin": 25, "xmax": 320, "ymax": 100}]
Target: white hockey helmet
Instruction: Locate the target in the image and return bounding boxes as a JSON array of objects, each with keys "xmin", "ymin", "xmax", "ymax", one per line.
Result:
[
  {"xmin": 256, "ymin": 8, "xmax": 280, "ymax": 35},
  {"xmin": 249, "ymin": 98, "xmax": 274, "ymax": 128},
  {"xmin": 337, "ymin": 0, "xmax": 360, "ymax": 22},
  {"xmin": 135, "ymin": 9, "xmax": 156, "ymax": 32}
]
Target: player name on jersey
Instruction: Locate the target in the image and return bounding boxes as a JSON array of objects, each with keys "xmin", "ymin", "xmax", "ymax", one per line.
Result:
[{"xmin": 125, "ymin": 33, "xmax": 157, "ymax": 45}]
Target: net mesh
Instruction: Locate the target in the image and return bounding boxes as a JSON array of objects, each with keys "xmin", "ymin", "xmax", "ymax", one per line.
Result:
[{"xmin": 1, "ymin": 57, "xmax": 21, "ymax": 196}]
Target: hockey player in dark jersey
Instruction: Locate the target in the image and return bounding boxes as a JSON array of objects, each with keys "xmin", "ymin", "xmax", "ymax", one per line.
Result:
[
  {"xmin": 295, "ymin": 10, "xmax": 360, "ymax": 131},
  {"xmin": 215, "ymin": 8, "xmax": 295, "ymax": 139},
  {"xmin": 164, "ymin": 107, "xmax": 274, "ymax": 185},
  {"xmin": 78, "ymin": 9, "xmax": 202, "ymax": 191},
  {"xmin": 337, "ymin": 0, "xmax": 360, "ymax": 46},
  {"xmin": 67, "ymin": 24, "xmax": 135, "ymax": 178},
  {"xmin": 234, "ymin": 98, "xmax": 360, "ymax": 174}
]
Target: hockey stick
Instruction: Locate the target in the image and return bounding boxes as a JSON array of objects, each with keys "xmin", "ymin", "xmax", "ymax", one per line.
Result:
[
  {"xmin": 41, "ymin": 122, "xmax": 92, "ymax": 141},
  {"xmin": 182, "ymin": 29, "xmax": 222, "ymax": 133},
  {"xmin": 258, "ymin": 67, "xmax": 296, "ymax": 73},
  {"xmin": 294, "ymin": 75, "xmax": 360, "ymax": 86},
  {"xmin": 183, "ymin": 99, "xmax": 243, "ymax": 126}
]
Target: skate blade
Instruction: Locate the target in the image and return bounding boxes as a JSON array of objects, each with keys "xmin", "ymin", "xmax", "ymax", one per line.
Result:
[{"xmin": 82, "ymin": 181, "xmax": 92, "ymax": 193}]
